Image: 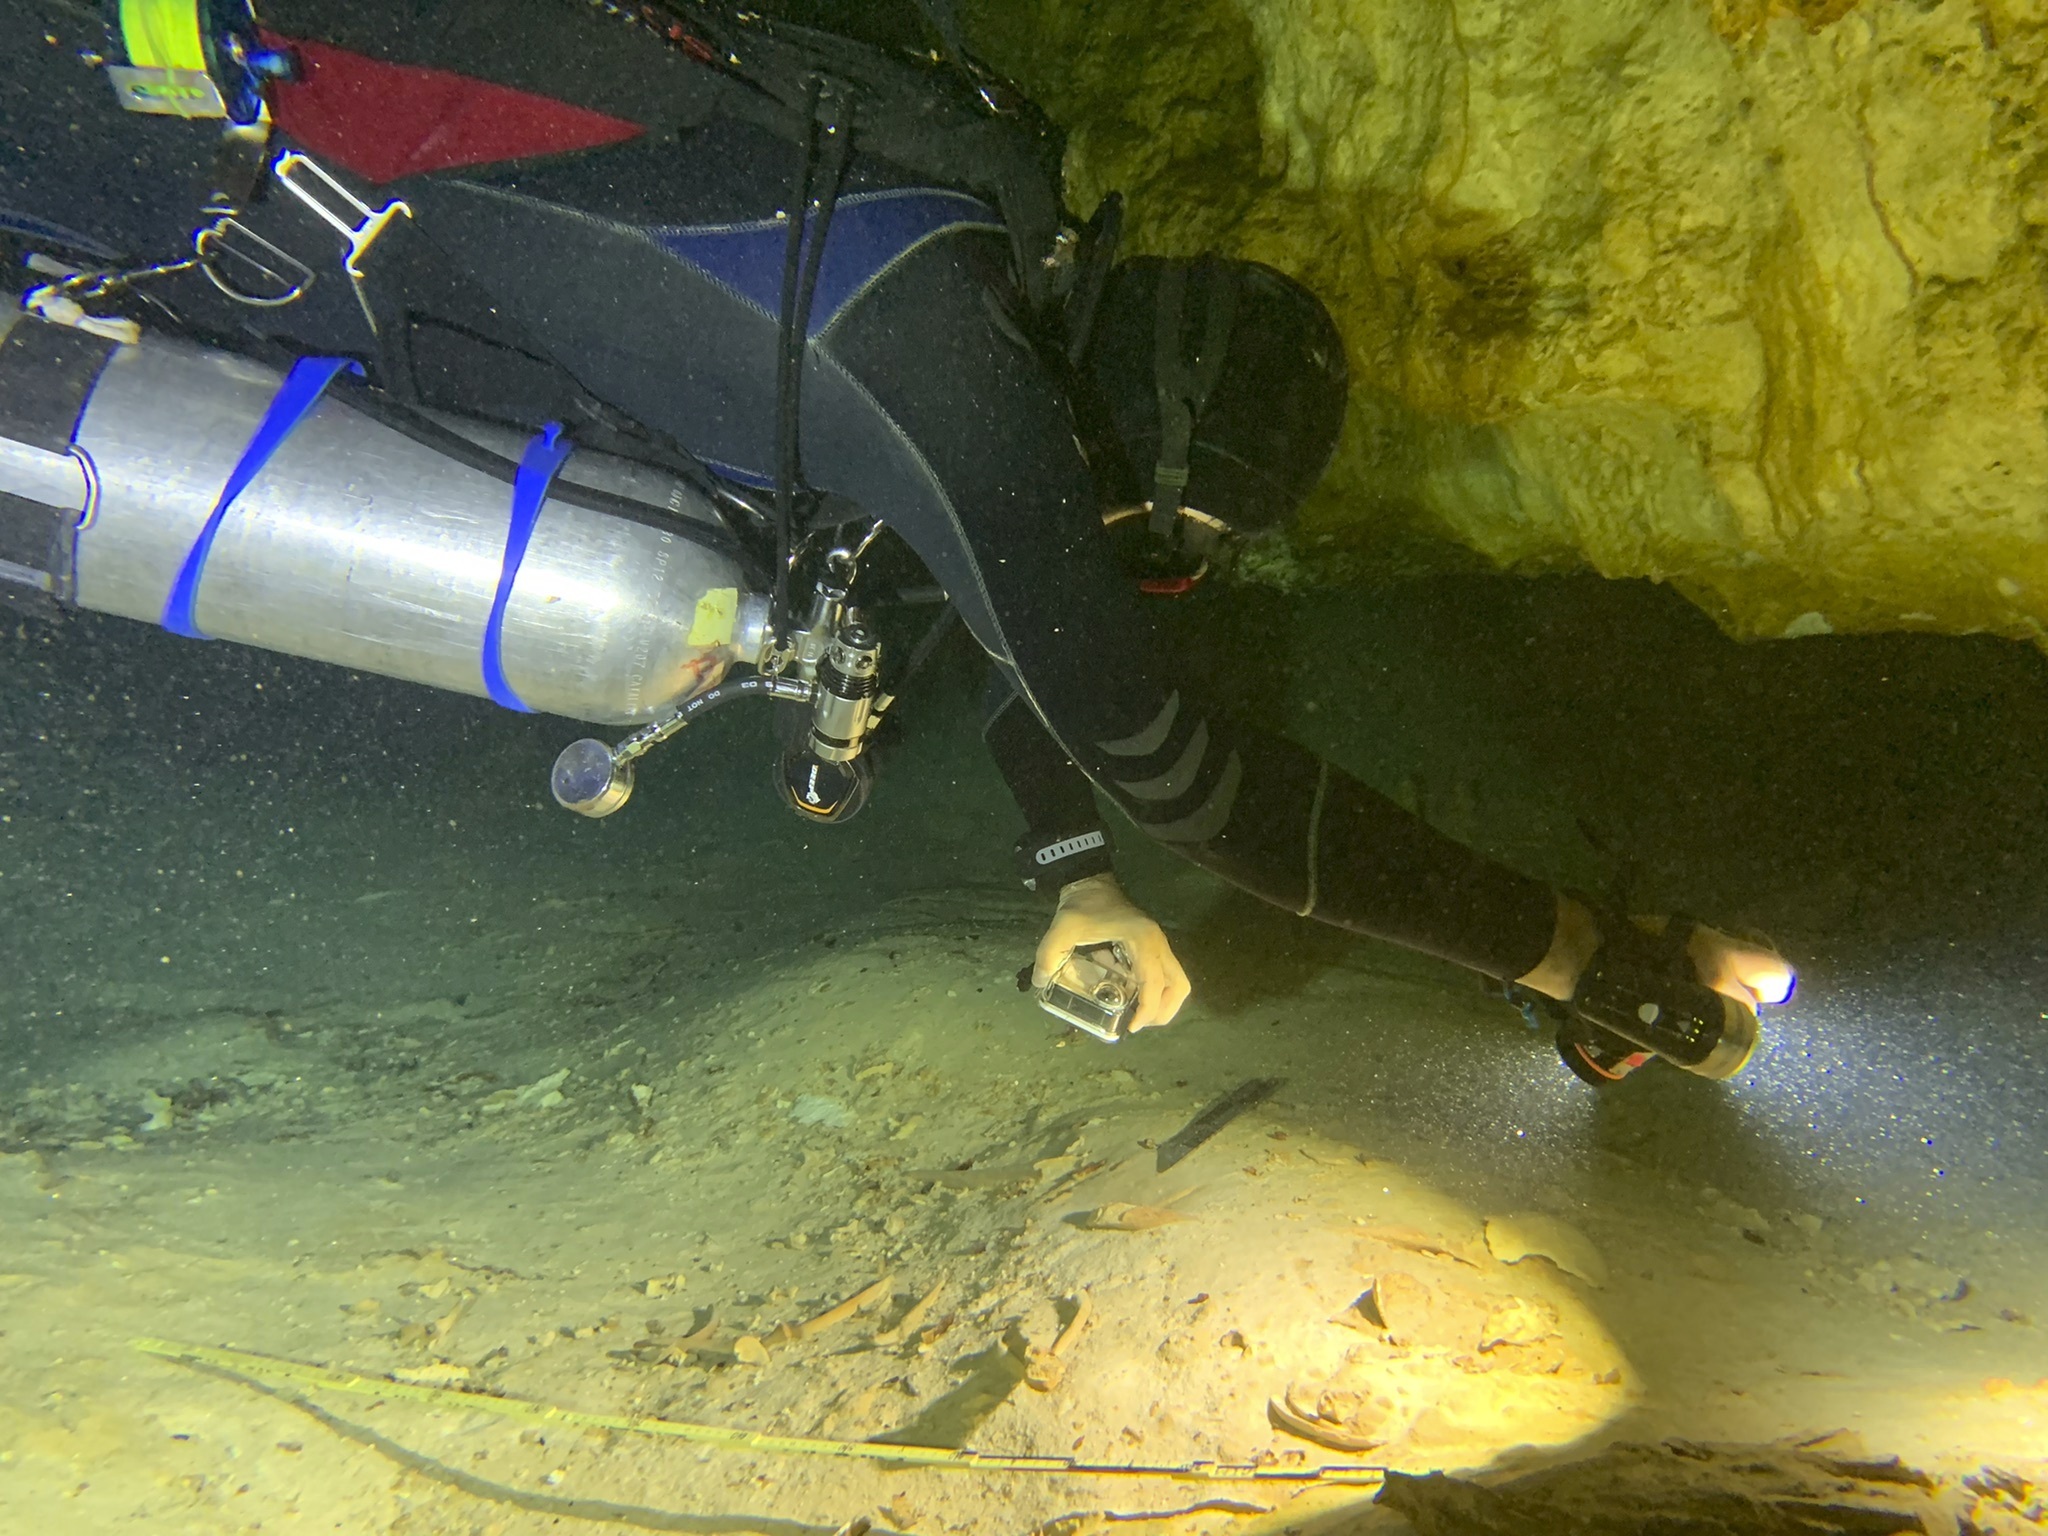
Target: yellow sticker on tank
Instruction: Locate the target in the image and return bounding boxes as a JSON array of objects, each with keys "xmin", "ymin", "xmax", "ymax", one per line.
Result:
[{"xmin": 687, "ymin": 588, "xmax": 738, "ymax": 647}]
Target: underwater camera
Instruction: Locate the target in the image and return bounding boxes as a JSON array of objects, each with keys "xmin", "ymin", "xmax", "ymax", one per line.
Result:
[{"xmin": 1036, "ymin": 943, "xmax": 1139, "ymax": 1043}]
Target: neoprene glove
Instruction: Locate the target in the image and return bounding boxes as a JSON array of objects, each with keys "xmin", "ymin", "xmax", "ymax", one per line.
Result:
[{"xmin": 1033, "ymin": 872, "xmax": 1192, "ymax": 1032}]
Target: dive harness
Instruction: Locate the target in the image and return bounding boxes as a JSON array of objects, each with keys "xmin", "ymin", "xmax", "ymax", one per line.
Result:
[{"xmin": 1148, "ymin": 256, "xmax": 1239, "ymax": 550}]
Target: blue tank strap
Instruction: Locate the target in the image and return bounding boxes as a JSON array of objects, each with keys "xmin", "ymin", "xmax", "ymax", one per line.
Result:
[
  {"xmin": 481, "ymin": 421, "xmax": 572, "ymax": 713},
  {"xmin": 161, "ymin": 355, "xmax": 363, "ymax": 640}
]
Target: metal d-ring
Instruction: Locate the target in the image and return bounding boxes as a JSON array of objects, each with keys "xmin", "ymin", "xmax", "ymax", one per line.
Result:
[
  {"xmin": 194, "ymin": 213, "xmax": 314, "ymax": 307},
  {"xmin": 193, "ymin": 151, "xmax": 412, "ymax": 330}
]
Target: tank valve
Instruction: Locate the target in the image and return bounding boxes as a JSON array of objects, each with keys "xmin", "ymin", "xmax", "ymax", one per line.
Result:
[
  {"xmin": 773, "ymin": 619, "xmax": 883, "ymax": 824},
  {"xmin": 551, "ymin": 548, "xmax": 887, "ymax": 820}
]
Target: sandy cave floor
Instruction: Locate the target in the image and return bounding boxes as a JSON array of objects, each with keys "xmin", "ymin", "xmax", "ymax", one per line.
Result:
[
  {"xmin": 7, "ymin": 576, "xmax": 2048, "ymax": 1534},
  {"xmin": 4, "ymin": 889, "xmax": 2047, "ymax": 1535}
]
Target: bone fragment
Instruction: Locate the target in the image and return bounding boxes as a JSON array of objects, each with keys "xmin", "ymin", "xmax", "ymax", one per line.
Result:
[
  {"xmin": 1050, "ymin": 1290, "xmax": 1094, "ymax": 1357},
  {"xmin": 875, "ymin": 1277, "xmax": 944, "ymax": 1346},
  {"xmin": 1267, "ymin": 1391, "xmax": 1385, "ymax": 1454},
  {"xmin": 796, "ymin": 1275, "xmax": 894, "ymax": 1342},
  {"xmin": 1025, "ymin": 1291, "xmax": 1094, "ymax": 1392},
  {"xmin": 1079, "ymin": 1202, "xmax": 1193, "ymax": 1231}
]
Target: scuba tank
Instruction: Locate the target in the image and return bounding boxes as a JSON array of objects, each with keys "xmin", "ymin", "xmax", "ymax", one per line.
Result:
[
  {"xmin": 0, "ymin": 309, "xmax": 883, "ymax": 823},
  {"xmin": 2, "ymin": 0, "xmax": 989, "ymax": 815},
  {"xmin": 0, "ymin": 309, "xmax": 764, "ymax": 725}
]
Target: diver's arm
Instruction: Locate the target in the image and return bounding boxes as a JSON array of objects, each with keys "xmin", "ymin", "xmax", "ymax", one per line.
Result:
[
  {"xmin": 982, "ymin": 640, "xmax": 1782, "ymax": 1045},
  {"xmin": 1514, "ymin": 892, "xmax": 1602, "ymax": 1000},
  {"xmin": 818, "ymin": 228, "xmax": 1781, "ymax": 1068},
  {"xmin": 983, "ymin": 683, "xmax": 1114, "ymax": 891},
  {"xmin": 1519, "ymin": 893, "xmax": 1793, "ymax": 1010},
  {"xmin": 984, "ymin": 684, "xmax": 1191, "ymax": 1030}
]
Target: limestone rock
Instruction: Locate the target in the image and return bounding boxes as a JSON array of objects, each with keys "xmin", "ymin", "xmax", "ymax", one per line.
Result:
[
  {"xmin": 968, "ymin": 0, "xmax": 2048, "ymax": 648},
  {"xmin": 1483, "ymin": 1212, "xmax": 1609, "ymax": 1286}
]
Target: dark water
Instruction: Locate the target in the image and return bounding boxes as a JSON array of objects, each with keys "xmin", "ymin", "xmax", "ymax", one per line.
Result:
[{"xmin": 9, "ymin": 569, "xmax": 2045, "ymax": 1240}]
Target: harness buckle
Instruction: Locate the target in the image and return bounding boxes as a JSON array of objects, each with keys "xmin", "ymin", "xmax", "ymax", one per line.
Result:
[
  {"xmin": 269, "ymin": 151, "xmax": 413, "ymax": 333},
  {"xmin": 196, "ymin": 151, "xmax": 411, "ymax": 332}
]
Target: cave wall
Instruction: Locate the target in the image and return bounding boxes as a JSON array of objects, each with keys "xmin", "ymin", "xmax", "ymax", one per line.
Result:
[{"xmin": 965, "ymin": 0, "xmax": 2048, "ymax": 645}]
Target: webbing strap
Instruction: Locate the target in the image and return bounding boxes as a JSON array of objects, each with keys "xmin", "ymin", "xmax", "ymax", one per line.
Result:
[
  {"xmin": 161, "ymin": 354, "xmax": 360, "ymax": 639},
  {"xmin": 1149, "ymin": 259, "xmax": 1239, "ymax": 541},
  {"xmin": 118, "ymin": 0, "xmax": 209, "ymax": 72},
  {"xmin": 481, "ymin": 421, "xmax": 572, "ymax": 712},
  {"xmin": 1150, "ymin": 263, "xmax": 1192, "ymax": 541},
  {"xmin": 0, "ymin": 314, "xmax": 122, "ymax": 454}
]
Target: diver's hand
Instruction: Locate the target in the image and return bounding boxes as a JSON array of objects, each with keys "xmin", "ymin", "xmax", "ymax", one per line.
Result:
[
  {"xmin": 1685, "ymin": 924, "xmax": 1795, "ymax": 1011},
  {"xmin": 1033, "ymin": 873, "xmax": 1191, "ymax": 1032},
  {"xmin": 1517, "ymin": 895, "xmax": 1795, "ymax": 1009}
]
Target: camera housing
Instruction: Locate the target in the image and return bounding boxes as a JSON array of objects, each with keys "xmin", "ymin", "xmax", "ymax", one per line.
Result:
[{"xmin": 1036, "ymin": 942, "xmax": 1138, "ymax": 1043}]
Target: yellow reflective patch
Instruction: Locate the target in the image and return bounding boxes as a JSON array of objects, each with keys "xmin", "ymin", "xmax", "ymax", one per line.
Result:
[
  {"xmin": 119, "ymin": 0, "xmax": 209, "ymax": 72},
  {"xmin": 686, "ymin": 587, "xmax": 738, "ymax": 647}
]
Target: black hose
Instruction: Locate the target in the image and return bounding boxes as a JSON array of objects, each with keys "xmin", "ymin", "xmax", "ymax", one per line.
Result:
[
  {"xmin": 890, "ymin": 600, "xmax": 958, "ymax": 696},
  {"xmin": 771, "ymin": 80, "xmax": 822, "ymax": 641},
  {"xmin": 770, "ymin": 76, "xmax": 856, "ymax": 643},
  {"xmin": 331, "ymin": 379, "xmax": 744, "ymax": 561},
  {"xmin": 673, "ymin": 671, "xmax": 791, "ymax": 726},
  {"xmin": 564, "ymin": 392, "xmax": 782, "ymax": 540}
]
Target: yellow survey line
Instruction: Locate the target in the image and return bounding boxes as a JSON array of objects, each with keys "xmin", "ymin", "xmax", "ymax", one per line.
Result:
[{"xmin": 134, "ymin": 1337, "xmax": 1385, "ymax": 1489}]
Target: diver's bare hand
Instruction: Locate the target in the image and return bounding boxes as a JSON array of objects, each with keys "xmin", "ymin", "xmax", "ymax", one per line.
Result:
[
  {"xmin": 1686, "ymin": 924, "xmax": 1795, "ymax": 1010},
  {"xmin": 1033, "ymin": 873, "xmax": 1191, "ymax": 1032},
  {"xmin": 1518, "ymin": 894, "xmax": 1794, "ymax": 1009}
]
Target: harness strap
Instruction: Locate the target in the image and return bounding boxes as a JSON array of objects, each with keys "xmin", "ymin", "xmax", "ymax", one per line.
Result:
[
  {"xmin": 162, "ymin": 354, "xmax": 360, "ymax": 639},
  {"xmin": 1149, "ymin": 258, "xmax": 1239, "ymax": 541},
  {"xmin": 481, "ymin": 422, "xmax": 572, "ymax": 712}
]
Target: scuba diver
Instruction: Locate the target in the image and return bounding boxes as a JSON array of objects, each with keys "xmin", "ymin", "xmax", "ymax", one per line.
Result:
[{"xmin": 0, "ymin": 0, "xmax": 1791, "ymax": 1085}]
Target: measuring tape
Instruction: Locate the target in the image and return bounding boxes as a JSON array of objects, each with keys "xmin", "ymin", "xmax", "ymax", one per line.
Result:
[{"xmin": 133, "ymin": 1337, "xmax": 1386, "ymax": 1489}]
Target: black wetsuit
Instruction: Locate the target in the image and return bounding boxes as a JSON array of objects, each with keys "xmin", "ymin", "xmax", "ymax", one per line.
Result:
[{"xmin": 1, "ymin": 0, "xmax": 1558, "ymax": 982}]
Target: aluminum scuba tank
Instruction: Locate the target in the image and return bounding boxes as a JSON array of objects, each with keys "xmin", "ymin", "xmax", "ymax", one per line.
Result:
[{"xmin": 0, "ymin": 312, "xmax": 766, "ymax": 725}]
